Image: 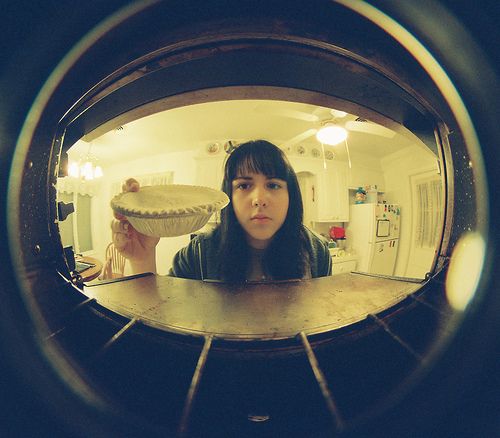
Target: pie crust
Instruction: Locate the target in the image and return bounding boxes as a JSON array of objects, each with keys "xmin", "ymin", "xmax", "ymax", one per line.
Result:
[{"xmin": 111, "ymin": 185, "xmax": 229, "ymax": 237}]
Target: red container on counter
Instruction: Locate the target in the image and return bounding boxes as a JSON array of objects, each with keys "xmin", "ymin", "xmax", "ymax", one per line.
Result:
[{"xmin": 329, "ymin": 226, "xmax": 345, "ymax": 239}]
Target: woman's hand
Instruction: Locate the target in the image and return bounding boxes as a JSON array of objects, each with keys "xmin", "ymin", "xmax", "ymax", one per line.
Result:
[{"xmin": 111, "ymin": 178, "xmax": 159, "ymax": 273}]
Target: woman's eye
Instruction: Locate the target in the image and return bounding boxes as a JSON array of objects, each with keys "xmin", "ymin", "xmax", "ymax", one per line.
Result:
[
  {"xmin": 235, "ymin": 183, "xmax": 250, "ymax": 190},
  {"xmin": 267, "ymin": 182, "xmax": 282, "ymax": 189}
]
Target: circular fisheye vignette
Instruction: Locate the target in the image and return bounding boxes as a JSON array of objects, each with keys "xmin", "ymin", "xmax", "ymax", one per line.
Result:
[
  {"xmin": 334, "ymin": 0, "xmax": 490, "ymax": 336},
  {"xmin": 330, "ymin": 0, "xmax": 493, "ymax": 432},
  {"xmin": 3, "ymin": 1, "xmax": 494, "ymax": 438},
  {"xmin": 7, "ymin": 1, "xmax": 160, "ymax": 328},
  {"xmin": 4, "ymin": 1, "xmax": 166, "ymax": 435}
]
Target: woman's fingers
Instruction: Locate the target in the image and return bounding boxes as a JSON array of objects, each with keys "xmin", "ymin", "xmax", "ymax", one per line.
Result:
[
  {"xmin": 111, "ymin": 219, "xmax": 131, "ymax": 249},
  {"xmin": 113, "ymin": 178, "xmax": 139, "ymax": 219},
  {"xmin": 111, "ymin": 219, "xmax": 129, "ymax": 234},
  {"xmin": 113, "ymin": 211, "xmax": 126, "ymax": 220},
  {"xmin": 114, "ymin": 232, "xmax": 130, "ymax": 249},
  {"xmin": 122, "ymin": 178, "xmax": 140, "ymax": 192}
]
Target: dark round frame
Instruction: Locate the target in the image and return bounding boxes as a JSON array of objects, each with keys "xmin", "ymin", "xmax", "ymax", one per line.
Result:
[{"xmin": 0, "ymin": 1, "xmax": 498, "ymax": 437}]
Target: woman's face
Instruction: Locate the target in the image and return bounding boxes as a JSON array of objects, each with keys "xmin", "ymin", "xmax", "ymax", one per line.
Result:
[{"xmin": 231, "ymin": 172, "xmax": 289, "ymax": 249}]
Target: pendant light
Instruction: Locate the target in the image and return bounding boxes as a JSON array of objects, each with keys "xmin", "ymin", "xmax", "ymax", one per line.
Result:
[
  {"xmin": 315, "ymin": 122, "xmax": 348, "ymax": 145},
  {"xmin": 67, "ymin": 142, "xmax": 103, "ymax": 180}
]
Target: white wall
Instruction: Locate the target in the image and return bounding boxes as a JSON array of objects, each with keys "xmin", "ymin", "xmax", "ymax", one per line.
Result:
[
  {"xmin": 348, "ymin": 152, "xmax": 386, "ymax": 192},
  {"xmin": 381, "ymin": 145, "xmax": 438, "ymax": 277}
]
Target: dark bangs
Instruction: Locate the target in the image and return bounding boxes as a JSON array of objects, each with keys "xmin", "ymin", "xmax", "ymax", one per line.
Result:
[{"xmin": 226, "ymin": 140, "xmax": 291, "ymax": 182}]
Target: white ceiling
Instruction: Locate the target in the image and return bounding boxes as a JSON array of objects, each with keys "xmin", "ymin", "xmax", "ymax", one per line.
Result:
[{"xmin": 69, "ymin": 99, "xmax": 427, "ymax": 165}]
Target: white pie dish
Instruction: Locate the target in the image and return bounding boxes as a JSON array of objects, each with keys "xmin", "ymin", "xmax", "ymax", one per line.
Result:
[{"xmin": 111, "ymin": 184, "xmax": 229, "ymax": 237}]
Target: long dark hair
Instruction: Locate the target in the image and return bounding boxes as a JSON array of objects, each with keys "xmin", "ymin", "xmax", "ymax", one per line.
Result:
[{"xmin": 216, "ymin": 139, "xmax": 309, "ymax": 282}]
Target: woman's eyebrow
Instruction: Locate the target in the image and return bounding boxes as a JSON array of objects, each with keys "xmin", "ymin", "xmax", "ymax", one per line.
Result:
[
  {"xmin": 266, "ymin": 176, "xmax": 286, "ymax": 180},
  {"xmin": 233, "ymin": 176, "xmax": 253, "ymax": 180},
  {"xmin": 233, "ymin": 175, "xmax": 285, "ymax": 180}
]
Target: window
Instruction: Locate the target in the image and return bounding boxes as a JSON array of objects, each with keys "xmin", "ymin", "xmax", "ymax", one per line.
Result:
[
  {"xmin": 415, "ymin": 177, "xmax": 443, "ymax": 248},
  {"xmin": 57, "ymin": 191, "xmax": 93, "ymax": 253}
]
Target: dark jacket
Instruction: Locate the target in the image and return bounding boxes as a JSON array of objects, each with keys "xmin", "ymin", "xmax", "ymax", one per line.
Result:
[{"xmin": 168, "ymin": 226, "xmax": 332, "ymax": 280}]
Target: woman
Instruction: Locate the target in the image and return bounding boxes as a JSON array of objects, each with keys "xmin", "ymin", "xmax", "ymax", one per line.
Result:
[{"xmin": 112, "ymin": 140, "xmax": 331, "ymax": 282}]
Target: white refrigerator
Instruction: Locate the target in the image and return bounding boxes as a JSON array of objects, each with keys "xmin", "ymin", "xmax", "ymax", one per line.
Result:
[{"xmin": 346, "ymin": 203, "xmax": 401, "ymax": 275}]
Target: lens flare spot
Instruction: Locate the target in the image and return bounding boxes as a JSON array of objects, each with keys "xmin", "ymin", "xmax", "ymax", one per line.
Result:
[{"xmin": 445, "ymin": 232, "xmax": 485, "ymax": 311}]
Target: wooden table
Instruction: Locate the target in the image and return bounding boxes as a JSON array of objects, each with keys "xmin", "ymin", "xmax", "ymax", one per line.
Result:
[{"xmin": 75, "ymin": 256, "xmax": 103, "ymax": 282}]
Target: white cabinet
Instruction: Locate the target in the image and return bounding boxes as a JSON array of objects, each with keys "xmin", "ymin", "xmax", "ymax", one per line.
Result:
[
  {"xmin": 331, "ymin": 259, "xmax": 357, "ymax": 276},
  {"xmin": 290, "ymin": 156, "xmax": 349, "ymax": 223},
  {"xmin": 314, "ymin": 161, "xmax": 349, "ymax": 222}
]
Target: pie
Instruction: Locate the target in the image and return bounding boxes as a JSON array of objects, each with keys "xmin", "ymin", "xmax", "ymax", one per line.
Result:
[{"xmin": 111, "ymin": 185, "xmax": 229, "ymax": 237}]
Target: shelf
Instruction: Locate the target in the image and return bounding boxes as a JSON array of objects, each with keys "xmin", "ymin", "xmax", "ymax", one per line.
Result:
[{"xmin": 348, "ymin": 186, "xmax": 384, "ymax": 193}]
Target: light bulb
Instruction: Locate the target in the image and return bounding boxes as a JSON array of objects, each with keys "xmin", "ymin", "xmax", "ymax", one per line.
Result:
[
  {"xmin": 68, "ymin": 161, "xmax": 80, "ymax": 178},
  {"xmin": 94, "ymin": 165, "xmax": 103, "ymax": 178},
  {"xmin": 82, "ymin": 161, "xmax": 94, "ymax": 180},
  {"xmin": 316, "ymin": 124, "xmax": 348, "ymax": 145}
]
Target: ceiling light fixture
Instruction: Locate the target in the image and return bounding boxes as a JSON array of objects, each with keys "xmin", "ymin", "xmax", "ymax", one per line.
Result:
[
  {"xmin": 67, "ymin": 143, "xmax": 103, "ymax": 180},
  {"xmin": 316, "ymin": 122, "xmax": 348, "ymax": 145},
  {"xmin": 68, "ymin": 158, "xmax": 103, "ymax": 180}
]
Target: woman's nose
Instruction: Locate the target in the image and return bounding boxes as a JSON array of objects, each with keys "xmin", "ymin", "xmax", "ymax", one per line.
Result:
[{"xmin": 252, "ymin": 188, "xmax": 268, "ymax": 207}]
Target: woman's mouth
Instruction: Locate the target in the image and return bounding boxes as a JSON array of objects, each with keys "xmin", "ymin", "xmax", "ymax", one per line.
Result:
[{"xmin": 251, "ymin": 214, "xmax": 271, "ymax": 222}]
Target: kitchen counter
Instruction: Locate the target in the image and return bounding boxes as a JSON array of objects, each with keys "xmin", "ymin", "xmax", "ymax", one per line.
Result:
[
  {"xmin": 329, "ymin": 249, "xmax": 357, "ymax": 263},
  {"xmin": 329, "ymin": 249, "xmax": 357, "ymax": 276}
]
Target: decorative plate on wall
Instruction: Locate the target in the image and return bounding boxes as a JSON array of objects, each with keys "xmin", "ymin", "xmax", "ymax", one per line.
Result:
[
  {"xmin": 224, "ymin": 140, "xmax": 238, "ymax": 154},
  {"xmin": 295, "ymin": 145, "xmax": 306, "ymax": 155},
  {"xmin": 311, "ymin": 147, "xmax": 321, "ymax": 158},
  {"xmin": 206, "ymin": 142, "xmax": 220, "ymax": 154},
  {"xmin": 325, "ymin": 150, "xmax": 335, "ymax": 160}
]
